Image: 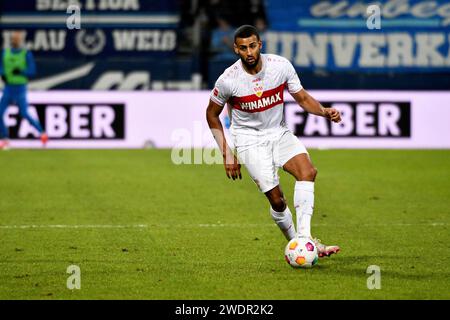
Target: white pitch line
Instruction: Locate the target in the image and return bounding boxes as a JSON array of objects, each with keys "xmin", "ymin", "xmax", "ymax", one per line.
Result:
[
  {"xmin": 197, "ymin": 223, "xmax": 272, "ymax": 228},
  {"xmin": 0, "ymin": 224, "xmax": 148, "ymax": 229},
  {"xmin": 359, "ymin": 222, "xmax": 447, "ymax": 227},
  {"xmin": 0, "ymin": 223, "xmax": 447, "ymax": 229},
  {"xmin": 198, "ymin": 223, "xmax": 448, "ymax": 227}
]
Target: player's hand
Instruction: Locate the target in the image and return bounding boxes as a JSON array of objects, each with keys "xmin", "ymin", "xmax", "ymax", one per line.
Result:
[
  {"xmin": 224, "ymin": 153, "xmax": 242, "ymax": 180},
  {"xmin": 324, "ymin": 108, "xmax": 341, "ymax": 123}
]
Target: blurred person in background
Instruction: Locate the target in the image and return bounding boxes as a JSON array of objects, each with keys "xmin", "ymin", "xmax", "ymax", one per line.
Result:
[
  {"xmin": 210, "ymin": 17, "xmax": 236, "ymax": 60},
  {"xmin": 254, "ymin": 16, "xmax": 268, "ymax": 48},
  {"xmin": 0, "ymin": 31, "xmax": 48, "ymax": 150}
]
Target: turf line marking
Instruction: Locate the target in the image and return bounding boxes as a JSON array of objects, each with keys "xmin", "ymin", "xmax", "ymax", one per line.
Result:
[
  {"xmin": 0, "ymin": 224, "xmax": 148, "ymax": 229},
  {"xmin": 198, "ymin": 222, "xmax": 447, "ymax": 227},
  {"xmin": 360, "ymin": 223, "xmax": 447, "ymax": 227},
  {"xmin": 0, "ymin": 222, "xmax": 446, "ymax": 230}
]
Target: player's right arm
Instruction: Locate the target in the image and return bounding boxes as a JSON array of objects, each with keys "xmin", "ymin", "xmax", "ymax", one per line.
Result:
[{"xmin": 206, "ymin": 99, "xmax": 241, "ymax": 180}]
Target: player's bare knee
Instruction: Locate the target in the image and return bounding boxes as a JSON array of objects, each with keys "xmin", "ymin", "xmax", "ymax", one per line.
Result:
[
  {"xmin": 302, "ymin": 167, "xmax": 317, "ymax": 181},
  {"xmin": 271, "ymin": 197, "xmax": 286, "ymax": 212}
]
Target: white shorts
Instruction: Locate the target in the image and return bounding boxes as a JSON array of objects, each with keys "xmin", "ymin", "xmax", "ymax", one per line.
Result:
[{"xmin": 233, "ymin": 129, "xmax": 308, "ymax": 193}]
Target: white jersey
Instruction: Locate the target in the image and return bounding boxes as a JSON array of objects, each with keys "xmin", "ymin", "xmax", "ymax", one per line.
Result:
[{"xmin": 210, "ymin": 53, "xmax": 303, "ymax": 136}]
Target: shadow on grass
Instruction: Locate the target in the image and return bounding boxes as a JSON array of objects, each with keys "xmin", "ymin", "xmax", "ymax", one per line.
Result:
[{"xmin": 314, "ymin": 254, "xmax": 449, "ymax": 281}]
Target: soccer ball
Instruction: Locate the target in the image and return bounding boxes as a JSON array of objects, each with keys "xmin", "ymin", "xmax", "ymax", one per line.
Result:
[{"xmin": 284, "ymin": 237, "xmax": 319, "ymax": 268}]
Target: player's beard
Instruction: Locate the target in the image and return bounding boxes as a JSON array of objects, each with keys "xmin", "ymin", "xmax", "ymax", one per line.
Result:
[{"xmin": 241, "ymin": 52, "xmax": 260, "ymax": 70}]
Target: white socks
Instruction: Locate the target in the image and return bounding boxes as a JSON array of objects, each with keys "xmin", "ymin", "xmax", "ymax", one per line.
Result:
[
  {"xmin": 269, "ymin": 181, "xmax": 314, "ymax": 240},
  {"xmin": 294, "ymin": 181, "xmax": 314, "ymax": 238},
  {"xmin": 270, "ymin": 206, "xmax": 296, "ymax": 240}
]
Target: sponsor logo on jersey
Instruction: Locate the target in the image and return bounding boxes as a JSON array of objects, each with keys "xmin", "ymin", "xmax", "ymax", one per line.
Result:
[
  {"xmin": 230, "ymin": 83, "xmax": 285, "ymax": 113},
  {"xmin": 213, "ymin": 87, "xmax": 219, "ymax": 97},
  {"xmin": 239, "ymin": 92, "xmax": 282, "ymax": 111}
]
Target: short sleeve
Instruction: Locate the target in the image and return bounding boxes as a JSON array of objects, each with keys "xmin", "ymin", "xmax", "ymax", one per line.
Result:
[
  {"xmin": 210, "ymin": 75, "xmax": 231, "ymax": 106},
  {"xmin": 285, "ymin": 60, "xmax": 303, "ymax": 94}
]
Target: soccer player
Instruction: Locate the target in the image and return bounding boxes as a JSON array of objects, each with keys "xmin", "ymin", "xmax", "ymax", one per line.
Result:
[
  {"xmin": 206, "ymin": 25, "xmax": 341, "ymax": 257},
  {"xmin": 0, "ymin": 31, "xmax": 48, "ymax": 150}
]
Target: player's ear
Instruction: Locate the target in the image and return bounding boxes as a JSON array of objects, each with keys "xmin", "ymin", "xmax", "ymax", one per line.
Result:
[{"xmin": 233, "ymin": 43, "xmax": 239, "ymax": 55}]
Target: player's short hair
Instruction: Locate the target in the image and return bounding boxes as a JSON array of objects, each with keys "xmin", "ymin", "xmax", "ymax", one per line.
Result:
[{"xmin": 234, "ymin": 25, "xmax": 260, "ymax": 43}]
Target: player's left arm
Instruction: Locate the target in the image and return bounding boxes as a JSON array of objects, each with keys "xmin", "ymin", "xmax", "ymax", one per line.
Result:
[
  {"xmin": 290, "ymin": 89, "xmax": 341, "ymax": 123},
  {"xmin": 24, "ymin": 51, "xmax": 36, "ymax": 78}
]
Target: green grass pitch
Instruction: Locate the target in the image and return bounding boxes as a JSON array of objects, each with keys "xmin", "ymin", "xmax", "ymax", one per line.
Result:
[{"xmin": 0, "ymin": 149, "xmax": 449, "ymax": 300}]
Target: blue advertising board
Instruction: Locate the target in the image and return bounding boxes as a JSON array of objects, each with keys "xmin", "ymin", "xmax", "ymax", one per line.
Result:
[
  {"xmin": 0, "ymin": 0, "xmax": 186, "ymax": 89},
  {"xmin": 0, "ymin": 0, "xmax": 180, "ymax": 57},
  {"xmin": 265, "ymin": 0, "xmax": 450, "ymax": 72}
]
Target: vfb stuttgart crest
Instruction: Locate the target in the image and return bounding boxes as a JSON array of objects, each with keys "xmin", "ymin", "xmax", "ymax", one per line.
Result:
[{"xmin": 253, "ymin": 84, "xmax": 263, "ymax": 97}]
